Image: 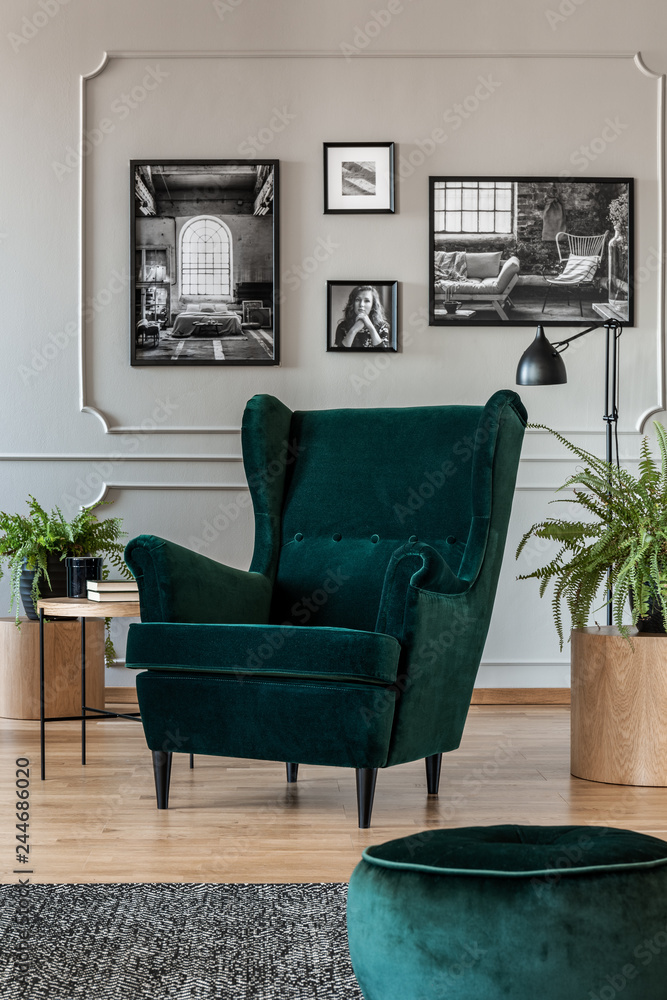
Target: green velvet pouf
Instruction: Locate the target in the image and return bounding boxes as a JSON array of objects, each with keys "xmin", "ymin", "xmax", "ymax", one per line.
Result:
[{"xmin": 347, "ymin": 825, "xmax": 667, "ymax": 1000}]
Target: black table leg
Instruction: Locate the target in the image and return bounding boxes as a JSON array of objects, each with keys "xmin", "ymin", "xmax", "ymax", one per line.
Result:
[
  {"xmin": 81, "ymin": 617, "xmax": 86, "ymax": 766},
  {"xmin": 39, "ymin": 608, "xmax": 45, "ymax": 780}
]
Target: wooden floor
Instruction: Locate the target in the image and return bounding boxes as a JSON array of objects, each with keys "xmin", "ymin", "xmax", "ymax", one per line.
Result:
[{"xmin": 1, "ymin": 705, "xmax": 665, "ymax": 884}]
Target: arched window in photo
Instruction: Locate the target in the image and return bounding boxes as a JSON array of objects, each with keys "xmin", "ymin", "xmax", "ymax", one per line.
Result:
[{"xmin": 180, "ymin": 216, "xmax": 232, "ymax": 297}]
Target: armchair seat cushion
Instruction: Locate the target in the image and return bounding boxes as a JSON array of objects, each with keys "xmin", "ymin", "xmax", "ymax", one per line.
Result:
[{"xmin": 126, "ymin": 622, "xmax": 401, "ymax": 686}]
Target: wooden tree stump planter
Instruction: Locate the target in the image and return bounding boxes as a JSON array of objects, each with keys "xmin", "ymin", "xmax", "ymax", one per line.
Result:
[
  {"xmin": 0, "ymin": 617, "xmax": 104, "ymax": 720},
  {"xmin": 571, "ymin": 626, "xmax": 667, "ymax": 786}
]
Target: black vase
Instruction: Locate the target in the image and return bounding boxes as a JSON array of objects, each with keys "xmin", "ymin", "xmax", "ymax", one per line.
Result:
[
  {"xmin": 19, "ymin": 553, "xmax": 69, "ymax": 620},
  {"xmin": 629, "ymin": 587, "xmax": 667, "ymax": 634},
  {"xmin": 636, "ymin": 596, "xmax": 666, "ymax": 634},
  {"xmin": 66, "ymin": 556, "xmax": 103, "ymax": 598}
]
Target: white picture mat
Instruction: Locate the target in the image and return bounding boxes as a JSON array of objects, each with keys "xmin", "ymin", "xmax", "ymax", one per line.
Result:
[{"xmin": 326, "ymin": 145, "xmax": 392, "ymax": 210}]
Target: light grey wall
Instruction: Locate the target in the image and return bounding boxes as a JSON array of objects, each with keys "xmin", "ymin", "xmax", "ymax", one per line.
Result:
[{"xmin": 1, "ymin": 0, "xmax": 666, "ymax": 687}]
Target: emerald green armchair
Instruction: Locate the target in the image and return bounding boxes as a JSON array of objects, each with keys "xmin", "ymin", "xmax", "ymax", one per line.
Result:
[{"xmin": 124, "ymin": 391, "xmax": 526, "ymax": 827}]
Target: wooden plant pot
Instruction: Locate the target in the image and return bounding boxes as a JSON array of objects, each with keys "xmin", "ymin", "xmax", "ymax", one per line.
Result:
[{"xmin": 571, "ymin": 626, "xmax": 667, "ymax": 786}]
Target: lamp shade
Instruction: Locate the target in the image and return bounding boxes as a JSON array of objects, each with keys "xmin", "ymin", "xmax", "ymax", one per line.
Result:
[{"xmin": 516, "ymin": 325, "xmax": 567, "ymax": 385}]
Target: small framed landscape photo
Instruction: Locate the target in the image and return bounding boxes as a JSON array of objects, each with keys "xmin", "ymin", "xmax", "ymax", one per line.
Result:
[
  {"xmin": 323, "ymin": 142, "xmax": 395, "ymax": 213},
  {"xmin": 327, "ymin": 280, "xmax": 398, "ymax": 351}
]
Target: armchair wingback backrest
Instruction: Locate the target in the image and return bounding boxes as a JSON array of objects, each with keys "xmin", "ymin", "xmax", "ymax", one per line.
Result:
[{"xmin": 242, "ymin": 391, "xmax": 527, "ymax": 634}]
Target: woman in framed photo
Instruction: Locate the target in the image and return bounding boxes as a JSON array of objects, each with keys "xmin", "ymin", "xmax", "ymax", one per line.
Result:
[{"xmin": 334, "ymin": 285, "xmax": 391, "ymax": 349}]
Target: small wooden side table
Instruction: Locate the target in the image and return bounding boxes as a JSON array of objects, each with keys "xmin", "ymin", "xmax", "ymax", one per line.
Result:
[
  {"xmin": 37, "ymin": 597, "xmax": 141, "ymax": 780},
  {"xmin": 571, "ymin": 626, "xmax": 667, "ymax": 786}
]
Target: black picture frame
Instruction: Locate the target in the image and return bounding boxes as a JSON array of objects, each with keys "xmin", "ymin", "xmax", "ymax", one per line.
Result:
[
  {"xmin": 323, "ymin": 143, "xmax": 395, "ymax": 214},
  {"xmin": 326, "ymin": 280, "xmax": 398, "ymax": 351},
  {"xmin": 429, "ymin": 176, "xmax": 634, "ymax": 327},
  {"xmin": 130, "ymin": 159, "xmax": 279, "ymax": 366}
]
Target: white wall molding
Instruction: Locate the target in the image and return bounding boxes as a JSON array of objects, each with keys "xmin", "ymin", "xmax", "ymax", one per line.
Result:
[
  {"xmin": 78, "ymin": 49, "xmax": 664, "ymax": 435},
  {"xmin": 108, "ymin": 425, "xmax": 240, "ymax": 435},
  {"xmin": 634, "ymin": 52, "xmax": 666, "ymax": 431},
  {"xmin": 479, "ymin": 660, "xmax": 567, "ymax": 667},
  {"xmin": 85, "ymin": 50, "xmax": 640, "ymax": 61},
  {"xmin": 89, "ymin": 481, "xmax": 247, "ymax": 506},
  {"xmin": 0, "ymin": 453, "xmax": 638, "ymax": 465},
  {"xmin": 0, "ymin": 454, "xmax": 240, "ymax": 462}
]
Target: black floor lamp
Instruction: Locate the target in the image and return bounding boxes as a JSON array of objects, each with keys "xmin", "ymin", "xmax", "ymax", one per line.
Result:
[{"xmin": 515, "ymin": 319, "xmax": 623, "ymax": 626}]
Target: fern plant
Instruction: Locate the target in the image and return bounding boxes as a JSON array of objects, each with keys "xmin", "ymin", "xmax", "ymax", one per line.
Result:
[
  {"xmin": 0, "ymin": 496, "xmax": 131, "ymax": 664},
  {"xmin": 516, "ymin": 423, "xmax": 667, "ymax": 648}
]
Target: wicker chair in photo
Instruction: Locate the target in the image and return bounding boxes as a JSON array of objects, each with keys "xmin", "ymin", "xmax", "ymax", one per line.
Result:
[{"xmin": 542, "ymin": 230, "xmax": 608, "ymax": 316}]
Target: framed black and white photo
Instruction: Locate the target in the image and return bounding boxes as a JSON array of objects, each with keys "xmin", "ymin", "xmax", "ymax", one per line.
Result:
[
  {"xmin": 130, "ymin": 159, "xmax": 279, "ymax": 366},
  {"xmin": 323, "ymin": 143, "xmax": 395, "ymax": 214},
  {"xmin": 429, "ymin": 176, "xmax": 633, "ymax": 327},
  {"xmin": 326, "ymin": 281, "xmax": 398, "ymax": 351}
]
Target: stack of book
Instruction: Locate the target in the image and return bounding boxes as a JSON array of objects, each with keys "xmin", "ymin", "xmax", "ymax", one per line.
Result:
[{"xmin": 86, "ymin": 580, "xmax": 139, "ymax": 603}]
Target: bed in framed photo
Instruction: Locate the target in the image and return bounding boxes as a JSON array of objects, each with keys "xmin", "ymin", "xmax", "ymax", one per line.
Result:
[{"xmin": 170, "ymin": 303, "xmax": 244, "ymax": 338}]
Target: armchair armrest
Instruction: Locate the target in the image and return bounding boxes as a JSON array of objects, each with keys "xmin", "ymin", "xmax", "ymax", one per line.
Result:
[
  {"xmin": 124, "ymin": 534, "xmax": 272, "ymax": 624},
  {"xmin": 375, "ymin": 542, "xmax": 468, "ymax": 639}
]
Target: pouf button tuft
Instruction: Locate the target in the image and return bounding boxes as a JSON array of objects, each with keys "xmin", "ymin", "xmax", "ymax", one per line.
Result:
[
  {"xmin": 371, "ymin": 534, "xmax": 380, "ymax": 544},
  {"xmin": 332, "ymin": 532, "xmax": 342, "ymax": 542},
  {"xmin": 294, "ymin": 532, "xmax": 304, "ymax": 542}
]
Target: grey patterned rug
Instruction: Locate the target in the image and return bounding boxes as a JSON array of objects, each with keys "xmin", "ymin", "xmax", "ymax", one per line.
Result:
[{"xmin": 0, "ymin": 882, "xmax": 364, "ymax": 1000}]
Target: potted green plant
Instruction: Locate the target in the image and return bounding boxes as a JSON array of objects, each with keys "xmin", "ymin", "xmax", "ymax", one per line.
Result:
[
  {"xmin": 0, "ymin": 496, "xmax": 132, "ymax": 664},
  {"xmin": 516, "ymin": 423, "xmax": 667, "ymax": 646}
]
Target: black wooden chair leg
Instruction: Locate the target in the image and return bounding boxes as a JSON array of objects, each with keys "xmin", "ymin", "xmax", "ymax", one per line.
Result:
[
  {"xmin": 425, "ymin": 753, "xmax": 442, "ymax": 795},
  {"xmin": 286, "ymin": 763, "xmax": 299, "ymax": 783},
  {"xmin": 190, "ymin": 753, "xmax": 194, "ymax": 769},
  {"xmin": 356, "ymin": 768, "xmax": 378, "ymax": 829},
  {"xmin": 152, "ymin": 750, "xmax": 172, "ymax": 809}
]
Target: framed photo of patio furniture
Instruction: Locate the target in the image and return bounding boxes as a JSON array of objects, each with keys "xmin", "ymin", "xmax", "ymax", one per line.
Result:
[
  {"xmin": 429, "ymin": 177, "xmax": 634, "ymax": 327},
  {"xmin": 130, "ymin": 160, "xmax": 279, "ymax": 366},
  {"xmin": 323, "ymin": 143, "xmax": 395, "ymax": 214},
  {"xmin": 326, "ymin": 280, "xmax": 398, "ymax": 351}
]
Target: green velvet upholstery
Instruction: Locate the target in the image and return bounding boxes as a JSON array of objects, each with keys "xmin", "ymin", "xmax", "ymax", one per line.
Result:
[
  {"xmin": 125, "ymin": 534, "xmax": 272, "ymax": 624},
  {"xmin": 347, "ymin": 825, "xmax": 667, "ymax": 999},
  {"xmin": 136, "ymin": 670, "xmax": 396, "ymax": 767},
  {"xmin": 128, "ymin": 623, "xmax": 400, "ymax": 685},
  {"xmin": 242, "ymin": 393, "xmax": 294, "ymax": 582},
  {"xmin": 124, "ymin": 391, "xmax": 526, "ymax": 819}
]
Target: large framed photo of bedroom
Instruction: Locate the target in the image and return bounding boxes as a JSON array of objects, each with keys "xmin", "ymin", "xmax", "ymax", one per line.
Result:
[
  {"xmin": 130, "ymin": 160, "xmax": 279, "ymax": 366},
  {"xmin": 429, "ymin": 176, "xmax": 633, "ymax": 327}
]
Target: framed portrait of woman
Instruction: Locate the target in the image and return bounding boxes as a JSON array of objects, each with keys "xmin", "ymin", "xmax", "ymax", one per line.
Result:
[{"xmin": 326, "ymin": 280, "xmax": 398, "ymax": 351}]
